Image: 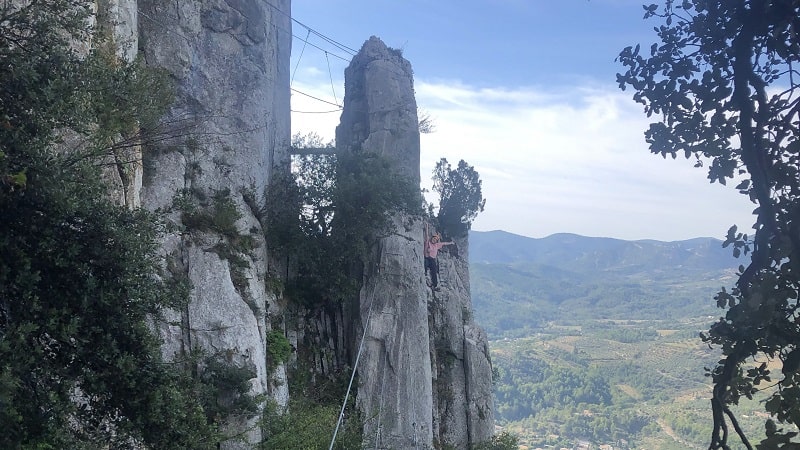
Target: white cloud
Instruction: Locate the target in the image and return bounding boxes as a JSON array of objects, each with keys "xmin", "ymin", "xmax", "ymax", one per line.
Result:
[
  {"xmin": 418, "ymin": 80, "xmax": 754, "ymax": 241},
  {"xmin": 292, "ymin": 78, "xmax": 755, "ymax": 241},
  {"xmin": 290, "ymin": 79, "xmax": 343, "ymax": 140}
]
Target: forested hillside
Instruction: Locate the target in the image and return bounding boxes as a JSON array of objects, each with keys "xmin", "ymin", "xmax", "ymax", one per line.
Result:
[
  {"xmin": 468, "ymin": 231, "xmax": 761, "ymax": 448},
  {"xmin": 469, "ymin": 230, "xmax": 739, "ymax": 337}
]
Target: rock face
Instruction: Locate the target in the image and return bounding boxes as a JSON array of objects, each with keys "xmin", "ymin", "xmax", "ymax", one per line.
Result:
[
  {"xmin": 89, "ymin": 0, "xmax": 142, "ymax": 208},
  {"xmin": 336, "ymin": 36, "xmax": 494, "ymax": 449},
  {"xmin": 336, "ymin": 36, "xmax": 432, "ymax": 449},
  {"xmin": 430, "ymin": 237, "xmax": 495, "ymax": 447},
  {"xmin": 135, "ymin": 0, "xmax": 291, "ymax": 447}
]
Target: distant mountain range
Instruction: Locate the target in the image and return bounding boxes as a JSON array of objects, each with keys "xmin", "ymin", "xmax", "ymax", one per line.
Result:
[
  {"xmin": 468, "ymin": 231, "xmax": 744, "ymax": 337},
  {"xmin": 470, "ymin": 230, "xmax": 737, "ymax": 274}
]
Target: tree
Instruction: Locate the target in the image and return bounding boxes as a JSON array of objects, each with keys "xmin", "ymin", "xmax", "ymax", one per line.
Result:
[
  {"xmin": 617, "ymin": 1, "xmax": 800, "ymax": 448},
  {"xmin": 0, "ymin": 1, "xmax": 230, "ymax": 447},
  {"xmin": 471, "ymin": 431, "xmax": 520, "ymax": 450},
  {"xmin": 292, "ymin": 133, "xmax": 337, "ymax": 237},
  {"xmin": 266, "ymin": 134, "xmax": 420, "ymax": 305},
  {"xmin": 432, "ymin": 158, "xmax": 486, "ymax": 237}
]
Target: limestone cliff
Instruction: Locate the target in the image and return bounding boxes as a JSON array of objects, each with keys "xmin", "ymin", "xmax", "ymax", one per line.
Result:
[
  {"xmin": 91, "ymin": 0, "xmax": 143, "ymax": 208},
  {"xmin": 430, "ymin": 236, "xmax": 496, "ymax": 447},
  {"xmin": 135, "ymin": 0, "xmax": 291, "ymax": 447}
]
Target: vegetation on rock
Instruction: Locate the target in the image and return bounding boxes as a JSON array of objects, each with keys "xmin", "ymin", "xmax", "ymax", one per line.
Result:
[
  {"xmin": 431, "ymin": 157, "xmax": 486, "ymax": 238},
  {"xmin": 262, "ymin": 132, "xmax": 424, "ymax": 445},
  {"xmin": 265, "ymin": 132, "xmax": 420, "ymax": 305},
  {"xmin": 266, "ymin": 329, "xmax": 292, "ymax": 368}
]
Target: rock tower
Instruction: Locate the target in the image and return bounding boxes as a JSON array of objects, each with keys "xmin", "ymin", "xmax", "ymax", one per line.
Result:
[{"xmin": 336, "ymin": 36, "xmax": 495, "ymax": 449}]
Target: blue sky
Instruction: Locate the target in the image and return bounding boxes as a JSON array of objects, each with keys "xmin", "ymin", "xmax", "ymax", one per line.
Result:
[{"xmin": 287, "ymin": 0, "xmax": 755, "ymax": 241}]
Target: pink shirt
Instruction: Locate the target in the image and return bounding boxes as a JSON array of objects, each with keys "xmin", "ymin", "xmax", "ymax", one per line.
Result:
[{"xmin": 425, "ymin": 240, "xmax": 447, "ymax": 258}]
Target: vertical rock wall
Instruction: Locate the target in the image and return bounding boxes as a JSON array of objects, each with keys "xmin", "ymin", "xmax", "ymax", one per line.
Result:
[
  {"xmin": 135, "ymin": 0, "xmax": 291, "ymax": 447},
  {"xmin": 336, "ymin": 36, "xmax": 433, "ymax": 449},
  {"xmin": 430, "ymin": 237, "xmax": 495, "ymax": 447},
  {"xmin": 112, "ymin": 2, "xmax": 493, "ymax": 446},
  {"xmin": 336, "ymin": 36, "xmax": 495, "ymax": 450},
  {"xmin": 94, "ymin": 0, "xmax": 142, "ymax": 208}
]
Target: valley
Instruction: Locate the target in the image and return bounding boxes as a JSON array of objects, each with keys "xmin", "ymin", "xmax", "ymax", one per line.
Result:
[{"xmin": 469, "ymin": 231, "xmax": 771, "ymax": 449}]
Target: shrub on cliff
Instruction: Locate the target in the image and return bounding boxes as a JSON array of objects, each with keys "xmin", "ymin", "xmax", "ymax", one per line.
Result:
[{"xmin": 431, "ymin": 157, "xmax": 486, "ymax": 238}]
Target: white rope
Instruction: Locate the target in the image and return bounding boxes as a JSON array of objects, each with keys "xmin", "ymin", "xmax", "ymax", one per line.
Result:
[{"xmin": 329, "ymin": 285, "xmax": 378, "ymax": 450}]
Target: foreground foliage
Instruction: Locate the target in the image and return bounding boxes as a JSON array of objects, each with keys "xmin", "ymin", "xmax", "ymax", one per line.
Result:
[
  {"xmin": 617, "ymin": 0, "xmax": 800, "ymax": 447},
  {"xmin": 0, "ymin": 1, "xmax": 242, "ymax": 447}
]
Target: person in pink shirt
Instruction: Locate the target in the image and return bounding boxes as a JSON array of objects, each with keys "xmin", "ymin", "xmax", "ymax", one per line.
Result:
[{"xmin": 424, "ymin": 222, "xmax": 454, "ymax": 290}]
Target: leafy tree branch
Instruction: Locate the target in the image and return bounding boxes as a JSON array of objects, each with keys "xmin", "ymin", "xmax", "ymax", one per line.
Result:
[{"xmin": 617, "ymin": 1, "xmax": 800, "ymax": 448}]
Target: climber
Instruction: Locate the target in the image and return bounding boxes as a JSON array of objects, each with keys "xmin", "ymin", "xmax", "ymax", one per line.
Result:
[{"xmin": 424, "ymin": 222, "xmax": 454, "ymax": 290}]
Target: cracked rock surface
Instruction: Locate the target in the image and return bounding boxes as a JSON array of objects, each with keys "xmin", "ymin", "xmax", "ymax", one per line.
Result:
[{"xmin": 136, "ymin": 0, "xmax": 291, "ymax": 447}]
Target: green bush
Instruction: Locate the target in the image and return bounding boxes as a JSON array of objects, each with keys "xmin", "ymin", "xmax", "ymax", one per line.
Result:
[
  {"xmin": 471, "ymin": 431, "xmax": 520, "ymax": 450},
  {"xmin": 194, "ymin": 353, "xmax": 261, "ymax": 425},
  {"xmin": 266, "ymin": 330, "xmax": 292, "ymax": 368},
  {"xmin": 260, "ymin": 398, "xmax": 361, "ymax": 450},
  {"xmin": 182, "ymin": 188, "xmax": 243, "ymax": 241}
]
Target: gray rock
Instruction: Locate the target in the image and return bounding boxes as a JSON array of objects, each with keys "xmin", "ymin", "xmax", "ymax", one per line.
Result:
[
  {"xmin": 137, "ymin": 0, "xmax": 291, "ymax": 446},
  {"xmin": 84, "ymin": 1, "xmax": 142, "ymax": 208},
  {"xmin": 430, "ymin": 236, "xmax": 495, "ymax": 446},
  {"xmin": 132, "ymin": 4, "xmax": 494, "ymax": 448},
  {"xmin": 337, "ymin": 36, "xmax": 420, "ymax": 186},
  {"xmin": 337, "ymin": 37, "xmax": 494, "ymax": 450},
  {"xmin": 337, "ymin": 36, "xmax": 431, "ymax": 449}
]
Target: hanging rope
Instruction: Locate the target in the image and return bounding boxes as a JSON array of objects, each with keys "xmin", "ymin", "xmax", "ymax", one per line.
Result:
[
  {"xmin": 329, "ymin": 285, "xmax": 379, "ymax": 450},
  {"xmin": 325, "ymin": 51, "xmax": 339, "ymax": 105},
  {"xmin": 291, "ymin": 87, "xmax": 342, "ymax": 107},
  {"xmin": 290, "ymin": 28, "xmax": 311, "ymax": 87},
  {"xmin": 409, "ymin": 347, "xmax": 419, "ymax": 450}
]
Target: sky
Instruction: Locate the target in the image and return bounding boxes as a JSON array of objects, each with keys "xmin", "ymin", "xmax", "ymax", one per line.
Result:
[{"xmin": 286, "ymin": 0, "xmax": 756, "ymax": 242}]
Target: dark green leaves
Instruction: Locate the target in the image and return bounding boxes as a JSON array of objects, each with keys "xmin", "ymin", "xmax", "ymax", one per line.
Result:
[
  {"xmin": 619, "ymin": 1, "xmax": 800, "ymax": 447},
  {"xmin": 0, "ymin": 1, "xmax": 225, "ymax": 447},
  {"xmin": 266, "ymin": 133, "xmax": 421, "ymax": 306},
  {"xmin": 431, "ymin": 157, "xmax": 486, "ymax": 238}
]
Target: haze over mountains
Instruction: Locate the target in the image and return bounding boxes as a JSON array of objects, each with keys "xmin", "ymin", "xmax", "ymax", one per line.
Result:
[{"xmin": 468, "ymin": 230, "xmax": 742, "ymax": 337}]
